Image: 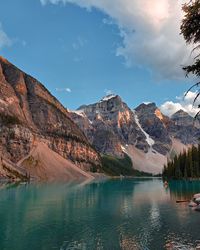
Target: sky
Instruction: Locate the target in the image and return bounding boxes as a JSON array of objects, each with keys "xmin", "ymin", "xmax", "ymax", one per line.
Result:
[{"xmin": 0, "ymin": 0, "xmax": 199, "ymax": 115}]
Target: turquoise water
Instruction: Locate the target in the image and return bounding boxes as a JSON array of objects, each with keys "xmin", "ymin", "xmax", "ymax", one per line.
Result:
[{"xmin": 0, "ymin": 179, "xmax": 200, "ymax": 250}]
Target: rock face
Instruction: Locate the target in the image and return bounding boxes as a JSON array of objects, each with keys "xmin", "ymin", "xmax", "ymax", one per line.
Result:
[
  {"xmin": 135, "ymin": 103, "xmax": 172, "ymax": 155},
  {"xmin": 0, "ymin": 56, "xmax": 101, "ymax": 180},
  {"xmin": 169, "ymin": 109, "xmax": 200, "ymax": 145},
  {"xmin": 171, "ymin": 110, "xmax": 194, "ymax": 127},
  {"xmin": 70, "ymin": 96, "xmax": 200, "ymax": 173},
  {"xmin": 70, "ymin": 95, "xmax": 148, "ymax": 157}
]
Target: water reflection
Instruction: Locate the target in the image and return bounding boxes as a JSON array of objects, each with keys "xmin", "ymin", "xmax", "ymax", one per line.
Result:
[
  {"xmin": 167, "ymin": 180, "xmax": 200, "ymax": 201},
  {"xmin": 0, "ymin": 179, "xmax": 200, "ymax": 250}
]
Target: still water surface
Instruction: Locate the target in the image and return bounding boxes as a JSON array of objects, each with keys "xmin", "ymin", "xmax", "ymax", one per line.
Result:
[{"xmin": 0, "ymin": 178, "xmax": 200, "ymax": 250}]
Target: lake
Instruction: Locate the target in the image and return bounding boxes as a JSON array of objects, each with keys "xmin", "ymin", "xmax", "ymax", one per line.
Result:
[{"xmin": 0, "ymin": 178, "xmax": 200, "ymax": 250}]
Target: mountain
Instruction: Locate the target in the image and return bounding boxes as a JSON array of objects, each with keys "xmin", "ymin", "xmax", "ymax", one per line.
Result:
[
  {"xmin": 1, "ymin": 57, "xmax": 198, "ymax": 178},
  {"xmin": 70, "ymin": 95, "xmax": 200, "ymax": 174},
  {"xmin": 135, "ymin": 102, "xmax": 172, "ymax": 155},
  {"xmin": 169, "ymin": 109, "xmax": 200, "ymax": 145},
  {"xmin": 171, "ymin": 109, "xmax": 194, "ymax": 126},
  {"xmin": 70, "ymin": 95, "xmax": 148, "ymax": 157},
  {"xmin": 0, "ymin": 56, "xmax": 101, "ymax": 181}
]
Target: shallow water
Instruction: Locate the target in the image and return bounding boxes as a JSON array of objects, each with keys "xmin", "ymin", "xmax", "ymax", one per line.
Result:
[{"xmin": 0, "ymin": 178, "xmax": 200, "ymax": 250}]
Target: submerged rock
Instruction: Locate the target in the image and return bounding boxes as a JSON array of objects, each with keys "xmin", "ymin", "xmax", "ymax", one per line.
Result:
[
  {"xmin": 194, "ymin": 193, "xmax": 200, "ymax": 199},
  {"xmin": 188, "ymin": 201, "xmax": 197, "ymax": 207}
]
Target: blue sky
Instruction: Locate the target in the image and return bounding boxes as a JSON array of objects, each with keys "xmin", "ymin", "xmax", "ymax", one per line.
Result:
[{"xmin": 0, "ymin": 0, "xmax": 196, "ymax": 113}]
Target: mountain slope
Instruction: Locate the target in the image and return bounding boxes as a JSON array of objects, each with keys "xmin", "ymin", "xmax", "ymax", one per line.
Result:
[
  {"xmin": 20, "ymin": 142, "xmax": 94, "ymax": 181},
  {"xmin": 0, "ymin": 56, "xmax": 101, "ymax": 180},
  {"xmin": 135, "ymin": 103, "xmax": 172, "ymax": 155}
]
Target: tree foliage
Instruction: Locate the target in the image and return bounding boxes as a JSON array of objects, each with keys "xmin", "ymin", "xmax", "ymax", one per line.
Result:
[
  {"xmin": 163, "ymin": 145, "xmax": 200, "ymax": 179},
  {"xmin": 181, "ymin": 0, "xmax": 200, "ymax": 118},
  {"xmin": 181, "ymin": 0, "xmax": 200, "ymax": 76},
  {"xmin": 102, "ymin": 154, "xmax": 153, "ymax": 177}
]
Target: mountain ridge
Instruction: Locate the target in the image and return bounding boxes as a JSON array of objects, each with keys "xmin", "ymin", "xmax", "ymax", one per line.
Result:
[
  {"xmin": 70, "ymin": 94, "xmax": 200, "ymax": 173},
  {"xmin": 0, "ymin": 56, "xmax": 101, "ymax": 180}
]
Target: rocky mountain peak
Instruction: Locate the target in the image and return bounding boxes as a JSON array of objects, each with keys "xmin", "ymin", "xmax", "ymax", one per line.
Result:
[
  {"xmin": 100, "ymin": 94, "xmax": 118, "ymax": 102},
  {"xmin": 98, "ymin": 94, "xmax": 125, "ymax": 111},
  {"xmin": 71, "ymin": 94, "xmax": 148, "ymax": 156},
  {"xmin": 169, "ymin": 108, "xmax": 200, "ymax": 144},
  {"xmin": 171, "ymin": 109, "xmax": 197, "ymax": 128},
  {"xmin": 171, "ymin": 109, "xmax": 190, "ymax": 119},
  {"xmin": 135, "ymin": 102, "xmax": 157, "ymax": 114},
  {"xmin": 77, "ymin": 94, "xmax": 128, "ymax": 120},
  {"xmin": 135, "ymin": 103, "xmax": 167, "ymax": 123}
]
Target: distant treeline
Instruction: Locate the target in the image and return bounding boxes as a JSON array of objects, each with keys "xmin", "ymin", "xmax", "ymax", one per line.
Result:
[
  {"xmin": 102, "ymin": 154, "xmax": 153, "ymax": 177},
  {"xmin": 163, "ymin": 145, "xmax": 200, "ymax": 179}
]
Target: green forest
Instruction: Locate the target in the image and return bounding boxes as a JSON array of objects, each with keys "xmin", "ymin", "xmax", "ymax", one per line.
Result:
[
  {"xmin": 102, "ymin": 154, "xmax": 153, "ymax": 177},
  {"xmin": 163, "ymin": 145, "xmax": 200, "ymax": 179}
]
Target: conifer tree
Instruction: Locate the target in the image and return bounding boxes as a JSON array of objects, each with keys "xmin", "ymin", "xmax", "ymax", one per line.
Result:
[{"xmin": 162, "ymin": 145, "xmax": 200, "ymax": 179}]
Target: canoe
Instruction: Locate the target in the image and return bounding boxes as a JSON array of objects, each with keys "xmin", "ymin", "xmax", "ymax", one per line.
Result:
[{"xmin": 176, "ymin": 200, "xmax": 189, "ymax": 203}]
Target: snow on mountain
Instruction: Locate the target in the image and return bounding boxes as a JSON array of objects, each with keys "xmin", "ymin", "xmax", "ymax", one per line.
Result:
[
  {"xmin": 121, "ymin": 145, "xmax": 128, "ymax": 154},
  {"xmin": 143, "ymin": 102, "xmax": 152, "ymax": 105},
  {"xmin": 71, "ymin": 110, "xmax": 93, "ymax": 124},
  {"xmin": 133, "ymin": 111, "xmax": 155, "ymax": 150},
  {"xmin": 100, "ymin": 94, "xmax": 117, "ymax": 102},
  {"xmin": 72, "ymin": 110, "xmax": 86, "ymax": 117}
]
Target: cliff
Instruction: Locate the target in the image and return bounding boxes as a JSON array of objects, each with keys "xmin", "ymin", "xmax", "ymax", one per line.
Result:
[{"xmin": 0, "ymin": 56, "xmax": 101, "ymax": 180}]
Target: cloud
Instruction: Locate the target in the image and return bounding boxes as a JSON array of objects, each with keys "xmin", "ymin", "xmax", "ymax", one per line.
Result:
[
  {"xmin": 104, "ymin": 89, "xmax": 113, "ymax": 96},
  {"xmin": 40, "ymin": 0, "xmax": 193, "ymax": 80},
  {"xmin": 160, "ymin": 91, "xmax": 200, "ymax": 117},
  {"xmin": 55, "ymin": 87, "xmax": 71, "ymax": 93},
  {"xmin": 72, "ymin": 36, "xmax": 87, "ymax": 50},
  {"xmin": 0, "ymin": 23, "xmax": 11, "ymax": 49}
]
